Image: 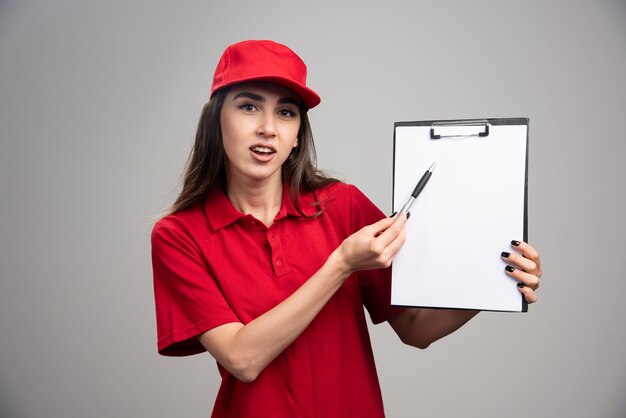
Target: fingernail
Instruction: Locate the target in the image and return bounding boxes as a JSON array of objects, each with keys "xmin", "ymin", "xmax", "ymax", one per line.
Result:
[
  {"xmin": 501, "ymin": 251, "xmax": 510, "ymax": 258},
  {"xmin": 406, "ymin": 212, "xmax": 411, "ymax": 219},
  {"xmin": 389, "ymin": 211, "xmax": 397, "ymax": 218},
  {"xmin": 517, "ymin": 282, "xmax": 525, "ymax": 288},
  {"xmin": 505, "ymin": 265, "xmax": 515, "ymax": 272},
  {"xmin": 511, "ymin": 240, "xmax": 521, "ymax": 246}
]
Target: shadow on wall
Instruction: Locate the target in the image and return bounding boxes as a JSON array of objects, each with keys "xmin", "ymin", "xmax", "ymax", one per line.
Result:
[{"xmin": 0, "ymin": 371, "xmax": 26, "ymax": 418}]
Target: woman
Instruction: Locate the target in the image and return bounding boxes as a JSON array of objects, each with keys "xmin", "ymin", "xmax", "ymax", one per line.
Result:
[{"xmin": 151, "ymin": 40, "xmax": 542, "ymax": 417}]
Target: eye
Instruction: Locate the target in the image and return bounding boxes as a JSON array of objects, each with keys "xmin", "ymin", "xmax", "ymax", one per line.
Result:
[
  {"xmin": 238, "ymin": 103, "xmax": 257, "ymax": 112},
  {"xmin": 278, "ymin": 109, "xmax": 298, "ymax": 118}
]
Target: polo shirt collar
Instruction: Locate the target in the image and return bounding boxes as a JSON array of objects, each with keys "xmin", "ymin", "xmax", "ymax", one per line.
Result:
[
  {"xmin": 279, "ymin": 183, "xmax": 318, "ymax": 220},
  {"xmin": 204, "ymin": 183, "xmax": 318, "ymax": 231},
  {"xmin": 204, "ymin": 186, "xmax": 243, "ymax": 231}
]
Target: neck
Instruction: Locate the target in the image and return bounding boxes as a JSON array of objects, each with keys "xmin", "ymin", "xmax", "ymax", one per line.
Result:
[{"xmin": 226, "ymin": 175, "xmax": 284, "ymax": 227}]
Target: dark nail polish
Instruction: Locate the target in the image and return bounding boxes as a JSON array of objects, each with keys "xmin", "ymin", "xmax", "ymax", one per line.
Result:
[
  {"xmin": 501, "ymin": 251, "xmax": 510, "ymax": 258},
  {"xmin": 406, "ymin": 212, "xmax": 411, "ymax": 219},
  {"xmin": 517, "ymin": 282, "xmax": 525, "ymax": 288},
  {"xmin": 505, "ymin": 265, "xmax": 515, "ymax": 272},
  {"xmin": 389, "ymin": 212, "xmax": 397, "ymax": 218},
  {"xmin": 511, "ymin": 240, "xmax": 521, "ymax": 246}
]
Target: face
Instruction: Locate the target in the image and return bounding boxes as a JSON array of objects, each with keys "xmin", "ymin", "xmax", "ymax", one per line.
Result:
[{"xmin": 220, "ymin": 82, "xmax": 301, "ymax": 188}]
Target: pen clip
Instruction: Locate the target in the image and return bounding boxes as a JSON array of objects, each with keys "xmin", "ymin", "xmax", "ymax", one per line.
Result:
[{"xmin": 430, "ymin": 120, "xmax": 490, "ymax": 139}]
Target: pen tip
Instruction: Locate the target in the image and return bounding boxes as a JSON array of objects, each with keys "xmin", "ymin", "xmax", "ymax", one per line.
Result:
[{"xmin": 429, "ymin": 162, "xmax": 437, "ymax": 172}]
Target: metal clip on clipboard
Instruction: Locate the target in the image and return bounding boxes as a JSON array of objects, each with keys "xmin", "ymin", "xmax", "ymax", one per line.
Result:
[{"xmin": 430, "ymin": 119, "xmax": 490, "ymax": 139}]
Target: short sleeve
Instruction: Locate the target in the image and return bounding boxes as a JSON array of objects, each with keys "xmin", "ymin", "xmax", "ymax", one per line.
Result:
[
  {"xmin": 151, "ymin": 219, "xmax": 240, "ymax": 356},
  {"xmin": 344, "ymin": 185, "xmax": 405, "ymax": 324}
]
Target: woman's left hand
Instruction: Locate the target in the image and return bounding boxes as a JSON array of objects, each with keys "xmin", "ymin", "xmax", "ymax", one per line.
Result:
[{"xmin": 501, "ymin": 240, "xmax": 542, "ymax": 303}]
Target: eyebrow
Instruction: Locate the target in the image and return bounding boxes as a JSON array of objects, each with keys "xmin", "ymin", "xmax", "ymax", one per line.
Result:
[{"xmin": 232, "ymin": 91, "xmax": 300, "ymax": 106}]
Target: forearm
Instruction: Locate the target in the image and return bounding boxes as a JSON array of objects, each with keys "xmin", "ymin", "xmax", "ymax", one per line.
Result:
[
  {"xmin": 390, "ymin": 308, "xmax": 479, "ymax": 349},
  {"xmin": 198, "ymin": 249, "xmax": 351, "ymax": 382},
  {"xmin": 198, "ymin": 214, "xmax": 406, "ymax": 382}
]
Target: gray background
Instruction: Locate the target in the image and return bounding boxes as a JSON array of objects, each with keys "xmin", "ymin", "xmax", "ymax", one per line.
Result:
[{"xmin": 1, "ymin": 0, "xmax": 624, "ymax": 417}]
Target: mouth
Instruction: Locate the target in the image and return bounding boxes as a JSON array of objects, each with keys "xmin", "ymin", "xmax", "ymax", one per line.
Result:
[{"xmin": 250, "ymin": 145, "xmax": 276, "ymax": 156}]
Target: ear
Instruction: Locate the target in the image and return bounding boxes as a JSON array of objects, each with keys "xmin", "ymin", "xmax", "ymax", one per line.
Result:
[{"xmin": 292, "ymin": 137, "xmax": 298, "ymax": 148}]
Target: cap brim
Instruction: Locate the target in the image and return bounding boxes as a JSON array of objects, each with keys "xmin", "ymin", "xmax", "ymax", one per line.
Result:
[{"xmin": 212, "ymin": 76, "xmax": 321, "ymax": 109}]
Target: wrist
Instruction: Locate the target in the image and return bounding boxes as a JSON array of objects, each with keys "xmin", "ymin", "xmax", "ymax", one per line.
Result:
[{"xmin": 326, "ymin": 247, "xmax": 353, "ymax": 282}]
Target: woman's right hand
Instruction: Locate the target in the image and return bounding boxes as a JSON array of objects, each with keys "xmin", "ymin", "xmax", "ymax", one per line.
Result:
[{"xmin": 334, "ymin": 214, "xmax": 408, "ymax": 276}]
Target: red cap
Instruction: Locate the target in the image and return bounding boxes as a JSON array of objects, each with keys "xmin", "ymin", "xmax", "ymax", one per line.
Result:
[{"xmin": 210, "ymin": 40, "xmax": 321, "ymax": 109}]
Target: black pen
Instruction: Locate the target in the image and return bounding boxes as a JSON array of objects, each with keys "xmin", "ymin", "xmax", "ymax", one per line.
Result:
[{"xmin": 398, "ymin": 162, "xmax": 436, "ymax": 216}]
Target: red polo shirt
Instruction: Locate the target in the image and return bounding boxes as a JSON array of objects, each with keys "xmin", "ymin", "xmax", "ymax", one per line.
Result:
[{"xmin": 152, "ymin": 182, "xmax": 404, "ymax": 418}]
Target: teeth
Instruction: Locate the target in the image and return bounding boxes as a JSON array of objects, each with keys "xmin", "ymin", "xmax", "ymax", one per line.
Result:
[{"xmin": 251, "ymin": 146, "xmax": 273, "ymax": 154}]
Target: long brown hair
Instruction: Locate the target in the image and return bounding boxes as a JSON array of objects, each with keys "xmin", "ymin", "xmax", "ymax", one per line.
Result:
[{"xmin": 168, "ymin": 87, "xmax": 337, "ymax": 216}]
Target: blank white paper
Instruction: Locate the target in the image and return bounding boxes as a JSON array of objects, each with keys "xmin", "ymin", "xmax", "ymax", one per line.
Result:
[{"xmin": 391, "ymin": 121, "xmax": 528, "ymax": 312}]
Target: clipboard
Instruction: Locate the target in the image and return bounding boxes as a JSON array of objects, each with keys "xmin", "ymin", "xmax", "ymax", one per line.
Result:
[{"xmin": 391, "ymin": 118, "xmax": 529, "ymax": 312}]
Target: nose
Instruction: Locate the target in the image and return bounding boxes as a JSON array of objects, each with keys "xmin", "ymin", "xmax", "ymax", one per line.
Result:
[{"xmin": 257, "ymin": 111, "xmax": 277, "ymax": 137}]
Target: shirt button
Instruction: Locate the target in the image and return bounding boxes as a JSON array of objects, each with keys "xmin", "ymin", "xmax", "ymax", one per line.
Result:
[{"xmin": 275, "ymin": 260, "xmax": 282, "ymax": 267}]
